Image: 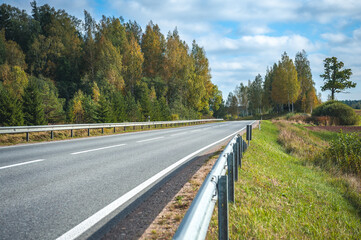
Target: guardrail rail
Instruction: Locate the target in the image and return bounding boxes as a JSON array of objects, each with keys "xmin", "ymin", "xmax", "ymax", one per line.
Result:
[
  {"xmin": 173, "ymin": 121, "xmax": 259, "ymax": 240},
  {"xmin": 0, "ymin": 119, "xmax": 223, "ymax": 142}
]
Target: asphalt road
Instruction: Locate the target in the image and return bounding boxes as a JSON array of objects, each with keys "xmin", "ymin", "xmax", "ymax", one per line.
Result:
[{"xmin": 0, "ymin": 121, "xmax": 253, "ymax": 239}]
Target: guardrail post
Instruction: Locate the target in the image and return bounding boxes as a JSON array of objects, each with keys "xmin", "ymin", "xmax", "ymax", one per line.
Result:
[
  {"xmin": 133, "ymin": 126, "xmax": 135, "ymax": 130},
  {"xmin": 113, "ymin": 127, "xmax": 116, "ymax": 133},
  {"xmin": 237, "ymin": 136, "xmax": 241, "ymax": 168},
  {"xmin": 102, "ymin": 128, "xmax": 104, "ymax": 134},
  {"xmin": 26, "ymin": 132, "xmax": 29, "ymax": 142},
  {"xmin": 51, "ymin": 131, "xmax": 54, "ymax": 139},
  {"xmin": 71, "ymin": 129, "xmax": 73, "ymax": 138},
  {"xmin": 227, "ymin": 152, "xmax": 235, "ymax": 203},
  {"xmin": 88, "ymin": 128, "xmax": 90, "ymax": 136},
  {"xmin": 239, "ymin": 138, "xmax": 243, "ymax": 168},
  {"xmin": 124, "ymin": 126, "xmax": 126, "ymax": 132},
  {"xmin": 246, "ymin": 125, "xmax": 252, "ymax": 146},
  {"xmin": 218, "ymin": 175, "xmax": 229, "ymax": 240},
  {"xmin": 259, "ymin": 120, "xmax": 261, "ymax": 130},
  {"xmin": 233, "ymin": 143, "xmax": 238, "ymax": 181}
]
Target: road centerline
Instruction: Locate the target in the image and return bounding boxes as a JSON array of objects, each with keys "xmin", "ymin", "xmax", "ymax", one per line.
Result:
[
  {"xmin": 136, "ymin": 136, "xmax": 164, "ymax": 143},
  {"xmin": 71, "ymin": 144, "xmax": 126, "ymax": 155},
  {"xmin": 0, "ymin": 159, "xmax": 45, "ymax": 170}
]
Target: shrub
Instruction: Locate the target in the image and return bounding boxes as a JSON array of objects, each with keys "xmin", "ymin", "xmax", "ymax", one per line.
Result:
[
  {"xmin": 323, "ymin": 132, "xmax": 361, "ymax": 176},
  {"xmin": 312, "ymin": 101, "xmax": 360, "ymax": 125}
]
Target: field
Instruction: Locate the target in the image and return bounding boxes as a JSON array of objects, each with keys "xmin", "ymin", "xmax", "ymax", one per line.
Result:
[
  {"xmin": 207, "ymin": 120, "xmax": 361, "ymax": 239},
  {"xmin": 305, "ymin": 125, "xmax": 361, "ymax": 133}
]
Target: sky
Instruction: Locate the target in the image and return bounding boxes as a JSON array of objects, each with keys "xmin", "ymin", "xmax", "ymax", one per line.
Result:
[{"xmin": 5, "ymin": 0, "xmax": 361, "ymax": 101}]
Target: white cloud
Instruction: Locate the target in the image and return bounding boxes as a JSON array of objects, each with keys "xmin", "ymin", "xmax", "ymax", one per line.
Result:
[{"xmin": 321, "ymin": 33, "xmax": 348, "ymax": 43}]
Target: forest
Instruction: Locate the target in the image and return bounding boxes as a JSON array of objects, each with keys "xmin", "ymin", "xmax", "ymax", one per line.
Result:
[{"xmin": 0, "ymin": 2, "xmax": 222, "ymax": 126}]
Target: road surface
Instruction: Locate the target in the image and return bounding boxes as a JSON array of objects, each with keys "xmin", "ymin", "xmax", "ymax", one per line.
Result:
[{"xmin": 0, "ymin": 121, "xmax": 252, "ymax": 239}]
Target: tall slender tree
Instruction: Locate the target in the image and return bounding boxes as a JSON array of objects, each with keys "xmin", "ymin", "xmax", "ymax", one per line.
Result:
[{"xmin": 22, "ymin": 79, "xmax": 47, "ymax": 125}]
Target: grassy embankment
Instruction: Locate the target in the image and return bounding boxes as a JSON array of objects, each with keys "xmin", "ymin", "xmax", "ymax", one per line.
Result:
[{"xmin": 207, "ymin": 120, "xmax": 361, "ymax": 239}]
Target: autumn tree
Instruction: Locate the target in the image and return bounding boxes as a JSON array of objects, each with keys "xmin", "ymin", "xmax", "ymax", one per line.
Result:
[
  {"xmin": 320, "ymin": 57, "xmax": 355, "ymax": 100},
  {"xmin": 191, "ymin": 40, "xmax": 213, "ymax": 114},
  {"xmin": 271, "ymin": 52, "xmax": 300, "ymax": 112},
  {"xmin": 164, "ymin": 28, "xmax": 190, "ymax": 105},
  {"xmin": 95, "ymin": 36, "xmax": 124, "ymax": 94},
  {"xmin": 123, "ymin": 35, "xmax": 144, "ymax": 94},
  {"xmin": 141, "ymin": 21, "xmax": 166, "ymax": 79}
]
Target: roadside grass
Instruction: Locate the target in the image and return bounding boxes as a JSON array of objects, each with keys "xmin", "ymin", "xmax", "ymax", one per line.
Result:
[{"xmin": 207, "ymin": 121, "xmax": 361, "ymax": 239}]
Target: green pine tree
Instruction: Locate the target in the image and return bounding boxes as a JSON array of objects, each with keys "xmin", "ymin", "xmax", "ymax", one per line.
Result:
[
  {"xmin": 0, "ymin": 83, "xmax": 24, "ymax": 126},
  {"xmin": 22, "ymin": 80, "xmax": 47, "ymax": 125},
  {"xmin": 95, "ymin": 96, "xmax": 112, "ymax": 123}
]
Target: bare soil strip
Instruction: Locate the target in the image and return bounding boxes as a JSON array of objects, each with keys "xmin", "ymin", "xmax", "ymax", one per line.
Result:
[{"xmin": 306, "ymin": 126, "xmax": 361, "ymax": 132}]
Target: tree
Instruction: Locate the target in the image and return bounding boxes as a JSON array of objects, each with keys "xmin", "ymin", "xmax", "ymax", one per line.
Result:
[
  {"xmin": 123, "ymin": 35, "xmax": 144, "ymax": 94},
  {"xmin": 22, "ymin": 79, "xmax": 47, "ymax": 125},
  {"xmin": 234, "ymin": 82, "xmax": 248, "ymax": 116},
  {"xmin": 262, "ymin": 64, "xmax": 276, "ymax": 112},
  {"xmin": 31, "ymin": 76, "xmax": 65, "ymax": 123},
  {"xmin": 0, "ymin": 83, "xmax": 23, "ymax": 126},
  {"xmin": 111, "ymin": 91, "xmax": 126, "ymax": 122},
  {"xmin": 295, "ymin": 50, "xmax": 314, "ymax": 112},
  {"xmin": 0, "ymin": 64, "xmax": 28, "ymax": 99},
  {"xmin": 320, "ymin": 57, "xmax": 355, "ymax": 100},
  {"xmin": 226, "ymin": 92, "xmax": 238, "ymax": 117},
  {"xmin": 247, "ymin": 74, "xmax": 263, "ymax": 115},
  {"xmin": 95, "ymin": 95, "xmax": 112, "ymax": 123},
  {"xmin": 271, "ymin": 52, "xmax": 299, "ymax": 112},
  {"xmin": 141, "ymin": 21, "xmax": 166, "ymax": 79}
]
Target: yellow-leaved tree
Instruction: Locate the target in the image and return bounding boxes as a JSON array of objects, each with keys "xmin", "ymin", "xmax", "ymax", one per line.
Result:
[{"xmin": 271, "ymin": 52, "xmax": 300, "ymax": 112}]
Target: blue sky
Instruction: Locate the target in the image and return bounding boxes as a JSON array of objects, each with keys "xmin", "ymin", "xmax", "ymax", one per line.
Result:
[{"xmin": 6, "ymin": 0, "xmax": 361, "ymax": 101}]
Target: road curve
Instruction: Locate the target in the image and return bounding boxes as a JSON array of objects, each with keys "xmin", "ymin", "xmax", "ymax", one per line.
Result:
[{"xmin": 0, "ymin": 121, "xmax": 252, "ymax": 239}]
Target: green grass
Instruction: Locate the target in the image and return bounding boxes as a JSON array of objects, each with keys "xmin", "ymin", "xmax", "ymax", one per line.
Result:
[{"xmin": 207, "ymin": 121, "xmax": 361, "ymax": 239}]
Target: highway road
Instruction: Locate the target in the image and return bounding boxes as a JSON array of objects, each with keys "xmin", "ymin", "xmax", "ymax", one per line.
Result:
[{"xmin": 0, "ymin": 120, "xmax": 253, "ymax": 239}]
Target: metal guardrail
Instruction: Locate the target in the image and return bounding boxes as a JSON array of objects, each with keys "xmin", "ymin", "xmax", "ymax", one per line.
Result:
[
  {"xmin": 173, "ymin": 121, "xmax": 258, "ymax": 240},
  {"xmin": 0, "ymin": 119, "xmax": 223, "ymax": 141}
]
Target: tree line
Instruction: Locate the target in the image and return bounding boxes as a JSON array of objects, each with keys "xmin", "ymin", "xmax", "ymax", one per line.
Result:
[
  {"xmin": 341, "ymin": 100, "xmax": 361, "ymax": 109},
  {"xmin": 0, "ymin": 2, "xmax": 222, "ymax": 126},
  {"xmin": 221, "ymin": 51, "xmax": 320, "ymax": 119},
  {"xmin": 221, "ymin": 49, "xmax": 356, "ymax": 119}
]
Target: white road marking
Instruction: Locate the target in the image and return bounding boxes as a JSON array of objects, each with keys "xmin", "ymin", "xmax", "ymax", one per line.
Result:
[
  {"xmin": 170, "ymin": 132, "xmax": 188, "ymax": 137},
  {"xmin": 71, "ymin": 144, "xmax": 126, "ymax": 155},
  {"xmin": 136, "ymin": 137, "xmax": 164, "ymax": 143},
  {"xmin": 0, "ymin": 159, "xmax": 45, "ymax": 170},
  {"xmin": 189, "ymin": 129, "xmax": 202, "ymax": 133},
  {"xmin": 56, "ymin": 126, "xmax": 247, "ymax": 240}
]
